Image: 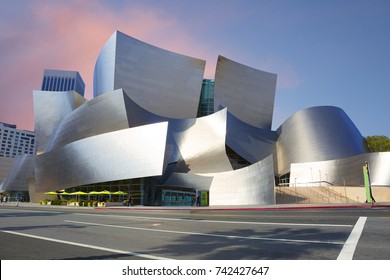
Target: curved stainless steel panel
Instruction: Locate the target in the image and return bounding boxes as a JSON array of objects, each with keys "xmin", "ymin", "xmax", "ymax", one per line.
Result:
[
  {"xmin": 209, "ymin": 155, "xmax": 275, "ymax": 205},
  {"xmin": 276, "ymin": 106, "xmax": 368, "ymax": 176},
  {"xmin": 0, "ymin": 154, "xmax": 35, "ymax": 191},
  {"xmin": 94, "ymin": 31, "xmax": 206, "ymax": 119},
  {"xmin": 46, "ymin": 89, "xmax": 130, "ymax": 151},
  {"xmin": 226, "ymin": 110, "xmax": 278, "ymax": 164},
  {"xmin": 214, "ymin": 56, "xmax": 277, "ymax": 129},
  {"xmin": 120, "ymin": 93, "xmax": 232, "ymax": 173},
  {"xmin": 170, "ymin": 108, "xmax": 232, "ymax": 174},
  {"xmin": 165, "ymin": 155, "xmax": 275, "ymax": 206},
  {"xmin": 33, "ymin": 90, "xmax": 86, "ymax": 153},
  {"xmin": 93, "ymin": 32, "xmax": 116, "ymax": 97},
  {"xmin": 290, "ymin": 152, "xmax": 390, "ymax": 187},
  {"xmin": 35, "ymin": 122, "xmax": 168, "ymax": 192}
]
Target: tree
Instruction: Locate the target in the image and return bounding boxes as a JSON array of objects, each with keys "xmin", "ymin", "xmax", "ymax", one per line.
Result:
[{"xmin": 365, "ymin": 135, "xmax": 390, "ymax": 152}]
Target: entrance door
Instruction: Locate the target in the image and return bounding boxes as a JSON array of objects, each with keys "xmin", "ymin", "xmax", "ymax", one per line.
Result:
[{"xmin": 162, "ymin": 190, "xmax": 195, "ymax": 206}]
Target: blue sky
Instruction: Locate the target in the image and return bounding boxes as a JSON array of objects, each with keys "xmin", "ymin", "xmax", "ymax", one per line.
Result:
[{"xmin": 0, "ymin": 0, "xmax": 389, "ymax": 137}]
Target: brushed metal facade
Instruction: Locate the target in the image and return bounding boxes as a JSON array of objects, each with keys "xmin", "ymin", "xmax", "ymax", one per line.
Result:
[
  {"xmin": 290, "ymin": 152, "xmax": 390, "ymax": 187},
  {"xmin": 164, "ymin": 155, "xmax": 275, "ymax": 206},
  {"xmin": 94, "ymin": 31, "xmax": 206, "ymax": 119},
  {"xmin": 214, "ymin": 56, "xmax": 277, "ymax": 129},
  {"xmin": 276, "ymin": 106, "xmax": 368, "ymax": 176},
  {"xmin": 93, "ymin": 32, "xmax": 116, "ymax": 96},
  {"xmin": 111, "ymin": 91, "xmax": 232, "ymax": 174},
  {"xmin": 35, "ymin": 122, "xmax": 168, "ymax": 192},
  {"xmin": 169, "ymin": 108, "xmax": 232, "ymax": 174},
  {"xmin": 226, "ymin": 110, "xmax": 278, "ymax": 164},
  {"xmin": 45, "ymin": 89, "xmax": 130, "ymax": 151},
  {"xmin": 209, "ymin": 155, "xmax": 275, "ymax": 205},
  {"xmin": 0, "ymin": 154, "xmax": 35, "ymax": 192},
  {"xmin": 33, "ymin": 90, "xmax": 86, "ymax": 153}
]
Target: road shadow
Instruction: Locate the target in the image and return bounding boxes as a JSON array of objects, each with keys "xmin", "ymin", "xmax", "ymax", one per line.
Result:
[{"xmin": 148, "ymin": 226, "xmax": 348, "ymax": 260}]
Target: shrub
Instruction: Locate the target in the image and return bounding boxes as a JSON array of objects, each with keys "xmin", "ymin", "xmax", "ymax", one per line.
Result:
[
  {"xmin": 39, "ymin": 198, "xmax": 51, "ymax": 205},
  {"xmin": 51, "ymin": 199, "xmax": 62, "ymax": 205}
]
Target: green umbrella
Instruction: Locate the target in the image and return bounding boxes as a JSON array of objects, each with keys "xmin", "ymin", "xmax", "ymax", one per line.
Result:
[
  {"xmin": 70, "ymin": 191, "xmax": 87, "ymax": 201},
  {"xmin": 98, "ymin": 190, "xmax": 111, "ymax": 195},
  {"xmin": 88, "ymin": 191, "xmax": 100, "ymax": 195},
  {"xmin": 98, "ymin": 190, "xmax": 112, "ymax": 201},
  {"xmin": 112, "ymin": 191, "xmax": 128, "ymax": 195},
  {"xmin": 112, "ymin": 191, "xmax": 128, "ymax": 201},
  {"xmin": 44, "ymin": 191, "xmax": 58, "ymax": 195},
  {"xmin": 88, "ymin": 191, "xmax": 100, "ymax": 200}
]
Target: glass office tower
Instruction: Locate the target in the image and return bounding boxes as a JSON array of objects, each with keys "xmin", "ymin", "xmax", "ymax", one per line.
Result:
[
  {"xmin": 197, "ymin": 79, "xmax": 215, "ymax": 117},
  {"xmin": 41, "ymin": 69, "xmax": 85, "ymax": 96}
]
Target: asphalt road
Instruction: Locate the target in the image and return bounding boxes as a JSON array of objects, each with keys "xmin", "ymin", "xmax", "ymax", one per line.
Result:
[{"xmin": 1, "ymin": 204, "xmax": 390, "ymax": 260}]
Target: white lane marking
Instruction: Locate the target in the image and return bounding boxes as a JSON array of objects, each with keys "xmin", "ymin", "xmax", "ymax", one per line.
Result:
[
  {"xmin": 337, "ymin": 216, "xmax": 367, "ymax": 260},
  {"xmin": 1, "ymin": 230, "xmax": 172, "ymax": 260},
  {"xmin": 65, "ymin": 220, "xmax": 344, "ymax": 245},
  {"xmin": 74, "ymin": 213, "xmax": 353, "ymax": 228},
  {"xmin": 0, "ymin": 208, "xmax": 64, "ymax": 214}
]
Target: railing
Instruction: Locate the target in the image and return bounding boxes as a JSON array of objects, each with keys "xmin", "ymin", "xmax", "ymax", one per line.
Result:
[
  {"xmin": 276, "ymin": 187, "xmax": 309, "ymax": 204},
  {"xmin": 319, "ymin": 186, "xmax": 351, "ymax": 203},
  {"xmin": 276, "ymin": 184, "xmax": 355, "ymax": 204},
  {"xmin": 308, "ymin": 188, "xmax": 330, "ymax": 203}
]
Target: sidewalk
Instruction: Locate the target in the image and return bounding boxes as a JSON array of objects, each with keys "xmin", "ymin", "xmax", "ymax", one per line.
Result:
[{"xmin": 2, "ymin": 201, "xmax": 390, "ymax": 211}]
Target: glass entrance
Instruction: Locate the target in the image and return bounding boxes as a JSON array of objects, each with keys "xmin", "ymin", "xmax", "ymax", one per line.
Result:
[{"xmin": 162, "ymin": 190, "xmax": 196, "ymax": 206}]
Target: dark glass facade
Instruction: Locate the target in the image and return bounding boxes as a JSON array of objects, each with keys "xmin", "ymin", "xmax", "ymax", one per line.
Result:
[
  {"xmin": 197, "ymin": 79, "xmax": 215, "ymax": 117},
  {"xmin": 41, "ymin": 69, "xmax": 85, "ymax": 96}
]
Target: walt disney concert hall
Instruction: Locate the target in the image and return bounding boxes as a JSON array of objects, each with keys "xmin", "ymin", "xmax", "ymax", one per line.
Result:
[{"xmin": 1, "ymin": 31, "xmax": 390, "ymax": 206}]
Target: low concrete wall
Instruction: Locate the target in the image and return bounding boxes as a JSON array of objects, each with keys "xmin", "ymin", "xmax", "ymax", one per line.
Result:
[
  {"xmin": 276, "ymin": 186, "xmax": 390, "ymax": 204},
  {"xmin": 339, "ymin": 186, "xmax": 390, "ymax": 203}
]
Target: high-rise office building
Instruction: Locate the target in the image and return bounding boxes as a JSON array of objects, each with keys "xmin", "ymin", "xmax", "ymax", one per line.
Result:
[
  {"xmin": 197, "ymin": 79, "xmax": 215, "ymax": 117},
  {"xmin": 0, "ymin": 122, "xmax": 35, "ymax": 158},
  {"xmin": 41, "ymin": 69, "xmax": 85, "ymax": 96}
]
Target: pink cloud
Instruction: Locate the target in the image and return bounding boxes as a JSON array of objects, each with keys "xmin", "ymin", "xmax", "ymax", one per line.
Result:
[{"xmin": 0, "ymin": 1, "xmax": 218, "ymax": 131}]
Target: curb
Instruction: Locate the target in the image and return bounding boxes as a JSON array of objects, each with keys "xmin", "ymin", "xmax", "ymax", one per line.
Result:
[
  {"xmin": 100, "ymin": 203, "xmax": 390, "ymax": 211},
  {"xmin": 2, "ymin": 203, "xmax": 390, "ymax": 211}
]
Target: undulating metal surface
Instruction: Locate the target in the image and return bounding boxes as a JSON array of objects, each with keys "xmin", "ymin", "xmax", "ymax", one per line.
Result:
[
  {"xmin": 120, "ymin": 93, "xmax": 233, "ymax": 174},
  {"xmin": 214, "ymin": 55, "xmax": 277, "ymax": 129},
  {"xmin": 93, "ymin": 31, "xmax": 116, "ymax": 97},
  {"xmin": 33, "ymin": 90, "xmax": 86, "ymax": 153},
  {"xmin": 164, "ymin": 155, "xmax": 275, "ymax": 206},
  {"xmin": 94, "ymin": 31, "xmax": 206, "ymax": 119},
  {"xmin": 209, "ymin": 155, "xmax": 275, "ymax": 205},
  {"xmin": 290, "ymin": 152, "xmax": 390, "ymax": 187},
  {"xmin": 46, "ymin": 89, "xmax": 130, "ymax": 151},
  {"xmin": 276, "ymin": 106, "xmax": 368, "ymax": 176},
  {"xmin": 225, "ymin": 110, "xmax": 278, "ymax": 164},
  {"xmin": 162, "ymin": 172, "xmax": 214, "ymax": 191},
  {"xmin": 35, "ymin": 122, "xmax": 168, "ymax": 192},
  {"xmin": 169, "ymin": 108, "xmax": 232, "ymax": 174},
  {"xmin": 0, "ymin": 154, "xmax": 35, "ymax": 191}
]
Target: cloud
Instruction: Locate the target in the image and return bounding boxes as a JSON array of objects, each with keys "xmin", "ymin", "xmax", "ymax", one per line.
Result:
[{"xmin": 0, "ymin": 0, "xmax": 216, "ymax": 130}]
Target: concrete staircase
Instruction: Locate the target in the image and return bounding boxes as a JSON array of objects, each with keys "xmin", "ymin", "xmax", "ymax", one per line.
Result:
[{"xmin": 276, "ymin": 186, "xmax": 357, "ymax": 204}]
